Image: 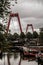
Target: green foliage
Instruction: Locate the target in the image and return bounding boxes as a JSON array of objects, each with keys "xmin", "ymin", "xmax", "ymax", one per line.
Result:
[
  {"xmin": 7, "ymin": 33, "xmax": 13, "ymax": 41},
  {"xmin": 33, "ymin": 31, "xmax": 38, "ymax": 38},
  {"xmin": 0, "ymin": 32, "xmax": 5, "ymax": 42},
  {"xmin": 13, "ymin": 33, "xmax": 19, "ymax": 40},
  {"xmin": 0, "ymin": 24, "xmax": 4, "ymax": 31},
  {"xmin": 0, "ymin": 0, "xmax": 10, "ymax": 18},
  {"xmin": 14, "ymin": 53, "xmax": 18, "ymax": 59},
  {"xmin": 0, "ymin": 23, "xmax": 6, "ymax": 42},
  {"xmin": 39, "ymin": 32, "xmax": 43, "ymax": 44},
  {"xmin": 40, "ymin": 32, "xmax": 43, "ymax": 38},
  {"xmin": 26, "ymin": 32, "xmax": 33, "ymax": 39},
  {"xmin": 0, "ymin": 23, "xmax": 8, "ymax": 52},
  {"xmin": 20, "ymin": 32, "xmax": 25, "ymax": 39}
]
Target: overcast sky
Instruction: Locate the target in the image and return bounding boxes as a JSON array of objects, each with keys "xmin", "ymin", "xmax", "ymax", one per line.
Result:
[{"xmin": 8, "ymin": 0, "xmax": 43, "ymax": 34}]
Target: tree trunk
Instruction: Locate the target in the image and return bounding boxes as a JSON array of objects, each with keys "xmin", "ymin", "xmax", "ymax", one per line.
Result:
[
  {"xmin": 18, "ymin": 53, "xmax": 21, "ymax": 65},
  {"xmin": 7, "ymin": 53, "xmax": 11, "ymax": 65}
]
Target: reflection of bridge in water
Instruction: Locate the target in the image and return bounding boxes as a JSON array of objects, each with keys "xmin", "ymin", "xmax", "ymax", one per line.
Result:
[
  {"xmin": 0, "ymin": 45, "xmax": 43, "ymax": 65},
  {"xmin": 0, "ymin": 45, "xmax": 43, "ymax": 61},
  {"xmin": 0, "ymin": 55, "xmax": 38, "ymax": 65}
]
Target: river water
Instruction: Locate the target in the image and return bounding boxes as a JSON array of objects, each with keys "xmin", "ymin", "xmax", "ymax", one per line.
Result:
[{"xmin": 0, "ymin": 54, "xmax": 38, "ymax": 65}]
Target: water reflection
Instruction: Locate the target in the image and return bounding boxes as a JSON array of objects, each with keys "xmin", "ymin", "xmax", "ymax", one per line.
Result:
[
  {"xmin": 0, "ymin": 54, "xmax": 8, "ymax": 65},
  {"xmin": 0, "ymin": 53, "xmax": 38, "ymax": 65}
]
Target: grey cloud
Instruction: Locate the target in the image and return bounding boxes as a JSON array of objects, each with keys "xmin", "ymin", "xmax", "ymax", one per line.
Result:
[
  {"xmin": 10, "ymin": 1, "xmax": 43, "ymax": 18},
  {"xmin": 17, "ymin": 0, "xmax": 43, "ymax": 4},
  {"xmin": 21, "ymin": 18, "xmax": 43, "ymax": 29},
  {"xmin": 9, "ymin": 0, "xmax": 43, "ymax": 34}
]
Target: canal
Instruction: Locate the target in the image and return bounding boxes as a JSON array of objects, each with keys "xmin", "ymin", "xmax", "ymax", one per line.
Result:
[{"xmin": 0, "ymin": 53, "xmax": 38, "ymax": 65}]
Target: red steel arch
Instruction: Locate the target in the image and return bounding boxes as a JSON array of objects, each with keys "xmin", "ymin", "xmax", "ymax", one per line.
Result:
[
  {"xmin": 26, "ymin": 24, "xmax": 34, "ymax": 33},
  {"xmin": 6, "ymin": 13, "xmax": 22, "ymax": 33}
]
